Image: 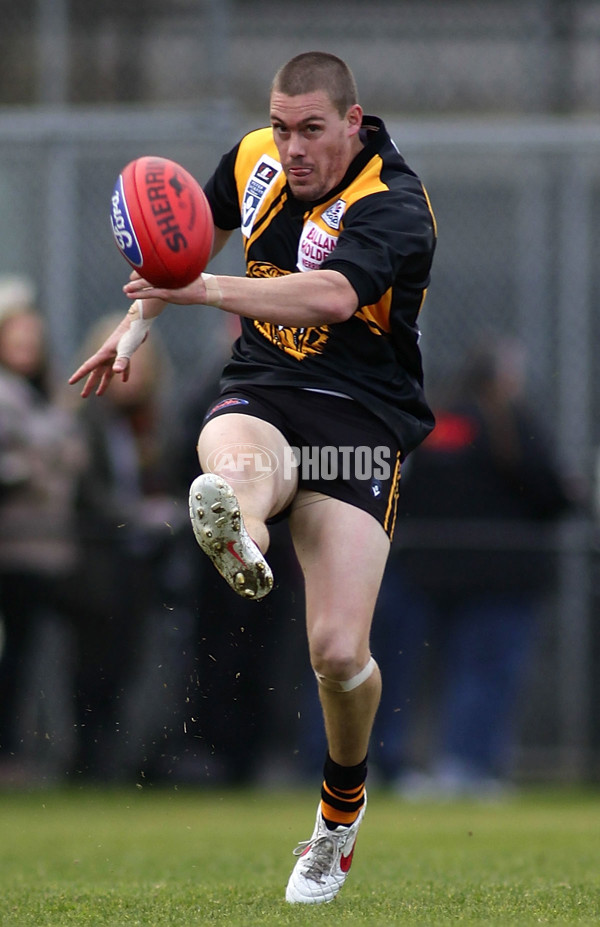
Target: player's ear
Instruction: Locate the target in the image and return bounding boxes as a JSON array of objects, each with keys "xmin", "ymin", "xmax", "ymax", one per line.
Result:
[{"xmin": 346, "ymin": 104, "xmax": 363, "ymax": 135}]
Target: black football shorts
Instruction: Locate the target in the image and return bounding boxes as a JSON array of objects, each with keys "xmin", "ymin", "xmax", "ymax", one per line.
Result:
[{"xmin": 202, "ymin": 385, "xmax": 402, "ymax": 539}]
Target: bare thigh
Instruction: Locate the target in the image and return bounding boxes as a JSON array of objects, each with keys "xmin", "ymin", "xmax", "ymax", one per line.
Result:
[
  {"xmin": 197, "ymin": 412, "xmax": 298, "ymax": 523},
  {"xmin": 289, "ymin": 490, "xmax": 390, "ymax": 677}
]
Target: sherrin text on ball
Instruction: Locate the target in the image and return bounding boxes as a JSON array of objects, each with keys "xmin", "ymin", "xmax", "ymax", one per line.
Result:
[{"xmin": 110, "ymin": 155, "xmax": 214, "ymax": 288}]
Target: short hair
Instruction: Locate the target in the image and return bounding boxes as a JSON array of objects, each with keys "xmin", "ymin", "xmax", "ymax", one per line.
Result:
[{"xmin": 271, "ymin": 51, "xmax": 359, "ymax": 117}]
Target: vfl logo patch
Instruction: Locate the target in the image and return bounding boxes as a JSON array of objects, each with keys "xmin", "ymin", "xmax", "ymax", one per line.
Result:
[
  {"xmin": 110, "ymin": 175, "xmax": 143, "ymax": 267},
  {"xmin": 241, "ymin": 155, "xmax": 281, "ymax": 238},
  {"xmin": 321, "ymin": 198, "xmax": 346, "ymax": 231}
]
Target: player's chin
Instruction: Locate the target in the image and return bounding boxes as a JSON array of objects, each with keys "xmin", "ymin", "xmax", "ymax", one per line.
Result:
[{"xmin": 288, "ymin": 183, "xmax": 317, "ymax": 202}]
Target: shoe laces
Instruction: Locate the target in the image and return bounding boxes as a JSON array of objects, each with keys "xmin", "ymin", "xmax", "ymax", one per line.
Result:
[{"xmin": 292, "ymin": 829, "xmax": 345, "ymax": 882}]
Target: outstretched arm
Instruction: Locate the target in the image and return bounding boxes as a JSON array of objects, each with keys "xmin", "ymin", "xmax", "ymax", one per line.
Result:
[
  {"xmin": 69, "ymin": 227, "xmax": 232, "ymax": 398},
  {"xmin": 68, "ymin": 297, "xmax": 165, "ymax": 397},
  {"xmin": 124, "ymin": 267, "xmax": 358, "ymax": 327}
]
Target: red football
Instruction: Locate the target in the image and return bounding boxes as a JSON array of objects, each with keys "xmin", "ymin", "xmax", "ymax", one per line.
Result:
[{"xmin": 110, "ymin": 155, "xmax": 214, "ymax": 288}]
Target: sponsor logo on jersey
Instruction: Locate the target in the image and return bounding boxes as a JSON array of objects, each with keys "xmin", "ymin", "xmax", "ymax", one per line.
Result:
[
  {"xmin": 297, "ymin": 220, "xmax": 338, "ymax": 272},
  {"xmin": 321, "ymin": 198, "xmax": 346, "ymax": 231},
  {"xmin": 255, "ymin": 161, "xmax": 278, "ymax": 183},
  {"xmin": 241, "ymin": 155, "xmax": 281, "ymax": 238}
]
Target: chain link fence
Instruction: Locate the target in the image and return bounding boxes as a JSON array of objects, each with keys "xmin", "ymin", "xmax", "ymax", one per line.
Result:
[
  {"xmin": 0, "ymin": 1, "xmax": 599, "ymax": 779},
  {"xmin": 2, "ymin": 1, "xmax": 600, "ymax": 114}
]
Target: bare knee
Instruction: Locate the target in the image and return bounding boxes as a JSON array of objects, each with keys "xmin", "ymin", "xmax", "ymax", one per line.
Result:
[{"xmin": 310, "ymin": 634, "xmax": 368, "ymax": 683}]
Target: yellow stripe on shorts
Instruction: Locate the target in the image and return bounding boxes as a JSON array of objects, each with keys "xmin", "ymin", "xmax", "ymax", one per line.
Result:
[{"xmin": 383, "ymin": 450, "xmax": 402, "ymax": 539}]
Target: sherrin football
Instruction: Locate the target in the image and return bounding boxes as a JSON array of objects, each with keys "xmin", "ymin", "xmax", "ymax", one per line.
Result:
[{"xmin": 110, "ymin": 155, "xmax": 214, "ymax": 288}]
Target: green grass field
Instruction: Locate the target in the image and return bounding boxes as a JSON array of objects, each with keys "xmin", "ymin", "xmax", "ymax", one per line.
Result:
[{"xmin": 0, "ymin": 785, "xmax": 599, "ymax": 926}]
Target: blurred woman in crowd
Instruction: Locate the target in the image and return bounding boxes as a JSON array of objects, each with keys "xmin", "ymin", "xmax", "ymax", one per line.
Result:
[
  {"xmin": 0, "ymin": 275, "xmax": 88, "ymax": 780},
  {"xmin": 70, "ymin": 314, "xmax": 188, "ymax": 780}
]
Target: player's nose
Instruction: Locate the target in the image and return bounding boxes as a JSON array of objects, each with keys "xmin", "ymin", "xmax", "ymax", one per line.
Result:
[{"xmin": 287, "ymin": 131, "xmax": 306, "ymax": 158}]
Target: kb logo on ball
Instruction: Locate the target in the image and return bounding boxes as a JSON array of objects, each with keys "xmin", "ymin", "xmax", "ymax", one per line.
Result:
[{"xmin": 205, "ymin": 444, "xmax": 279, "ymax": 483}]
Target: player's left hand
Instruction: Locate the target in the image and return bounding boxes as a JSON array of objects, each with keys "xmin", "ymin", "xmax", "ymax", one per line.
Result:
[{"xmin": 124, "ymin": 271, "xmax": 209, "ymax": 306}]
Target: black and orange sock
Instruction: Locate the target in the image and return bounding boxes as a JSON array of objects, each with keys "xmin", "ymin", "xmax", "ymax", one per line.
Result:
[{"xmin": 320, "ymin": 752, "xmax": 367, "ymax": 830}]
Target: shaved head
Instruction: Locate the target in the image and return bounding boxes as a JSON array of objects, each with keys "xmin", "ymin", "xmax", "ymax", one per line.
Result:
[{"xmin": 272, "ymin": 51, "xmax": 359, "ymax": 118}]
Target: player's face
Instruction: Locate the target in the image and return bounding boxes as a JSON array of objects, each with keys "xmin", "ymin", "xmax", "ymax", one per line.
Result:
[{"xmin": 270, "ymin": 90, "xmax": 363, "ymax": 201}]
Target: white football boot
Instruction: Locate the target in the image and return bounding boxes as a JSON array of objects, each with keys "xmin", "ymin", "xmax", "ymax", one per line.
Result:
[
  {"xmin": 188, "ymin": 473, "xmax": 273, "ymax": 600},
  {"xmin": 285, "ymin": 794, "xmax": 366, "ymax": 904}
]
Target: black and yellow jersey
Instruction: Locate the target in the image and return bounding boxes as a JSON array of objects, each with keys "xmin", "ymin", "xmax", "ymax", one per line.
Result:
[{"xmin": 203, "ymin": 115, "xmax": 437, "ymax": 457}]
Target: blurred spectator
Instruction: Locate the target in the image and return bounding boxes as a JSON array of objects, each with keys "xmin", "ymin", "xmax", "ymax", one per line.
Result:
[
  {"xmin": 70, "ymin": 314, "xmax": 190, "ymax": 781},
  {"xmin": 0, "ymin": 275, "xmax": 88, "ymax": 782},
  {"xmin": 370, "ymin": 337, "xmax": 578, "ymax": 797},
  {"xmin": 160, "ymin": 315, "xmax": 306, "ymax": 786}
]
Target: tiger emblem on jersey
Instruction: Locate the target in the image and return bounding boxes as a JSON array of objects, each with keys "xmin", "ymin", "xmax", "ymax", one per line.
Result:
[{"xmin": 247, "ymin": 261, "xmax": 330, "ymax": 361}]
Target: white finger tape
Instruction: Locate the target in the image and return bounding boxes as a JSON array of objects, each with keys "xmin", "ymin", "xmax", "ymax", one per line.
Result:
[{"xmin": 116, "ymin": 315, "xmax": 154, "ymax": 359}]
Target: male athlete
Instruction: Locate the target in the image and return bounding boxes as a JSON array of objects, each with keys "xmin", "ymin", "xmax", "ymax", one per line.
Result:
[{"xmin": 70, "ymin": 51, "xmax": 437, "ymax": 904}]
